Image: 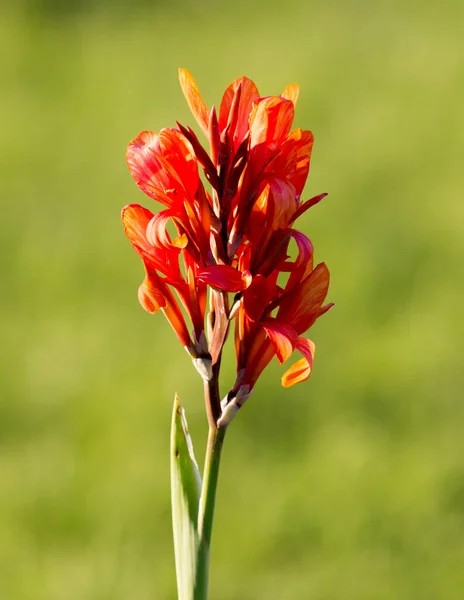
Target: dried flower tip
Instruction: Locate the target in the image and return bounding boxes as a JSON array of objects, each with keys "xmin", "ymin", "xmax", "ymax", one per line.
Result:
[
  {"xmin": 192, "ymin": 356, "xmax": 213, "ymax": 382},
  {"xmin": 217, "ymin": 385, "xmax": 251, "ymax": 427}
]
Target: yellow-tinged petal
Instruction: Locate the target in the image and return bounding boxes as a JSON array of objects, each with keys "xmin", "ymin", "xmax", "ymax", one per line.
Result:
[
  {"xmin": 281, "ymin": 83, "xmax": 300, "ymax": 106},
  {"xmin": 281, "ymin": 338, "xmax": 315, "ymax": 387},
  {"xmin": 178, "ymin": 68, "xmax": 210, "ymax": 137}
]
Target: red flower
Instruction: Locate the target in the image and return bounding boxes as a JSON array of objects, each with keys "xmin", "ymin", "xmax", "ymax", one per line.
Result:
[{"xmin": 122, "ymin": 69, "xmax": 332, "ymax": 424}]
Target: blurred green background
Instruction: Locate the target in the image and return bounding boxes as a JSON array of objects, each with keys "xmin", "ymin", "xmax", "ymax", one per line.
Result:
[{"xmin": 1, "ymin": 0, "xmax": 463, "ymax": 598}]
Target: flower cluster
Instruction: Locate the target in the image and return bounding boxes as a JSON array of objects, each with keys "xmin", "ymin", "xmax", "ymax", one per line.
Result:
[{"xmin": 122, "ymin": 69, "xmax": 332, "ymax": 425}]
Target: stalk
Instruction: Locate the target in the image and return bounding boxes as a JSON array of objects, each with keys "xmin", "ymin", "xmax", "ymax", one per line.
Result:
[{"xmin": 194, "ymin": 425, "xmax": 226, "ymax": 599}]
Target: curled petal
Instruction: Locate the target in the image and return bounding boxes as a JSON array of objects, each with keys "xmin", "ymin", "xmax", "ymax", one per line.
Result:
[
  {"xmin": 146, "ymin": 211, "xmax": 188, "ymax": 250},
  {"xmin": 262, "ymin": 319, "xmax": 298, "ymax": 364},
  {"xmin": 281, "ymin": 338, "xmax": 315, "ymax": 387},
  {"xmin": 178, "ymin": 68, "xmax": 210, "ymax": 137},
  {"xmin": 197, "ymin": 264, "xmax": 250, "ymax": 292}
]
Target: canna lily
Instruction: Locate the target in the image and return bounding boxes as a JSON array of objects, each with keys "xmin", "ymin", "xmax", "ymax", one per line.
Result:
[
  {"xmin": 121, "ymin": 69, "xmax": 333, "ymax": 600},
  {"xmin": 123, "ymin": 69, "xmax": 332, "ymax": 414}
]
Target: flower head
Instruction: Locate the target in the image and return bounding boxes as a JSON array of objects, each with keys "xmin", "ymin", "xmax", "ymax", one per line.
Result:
[{"xmin": 122, "ymin": 69, "xmax": 332, "ymax": 425}]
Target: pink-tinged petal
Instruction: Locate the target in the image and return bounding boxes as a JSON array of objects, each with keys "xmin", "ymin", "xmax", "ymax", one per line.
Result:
[
  {"xmin": 320, "ymin": 302, "xmax": 335, "ymax": 317},
  {"xmin": 281, "ymin": 83, "xmax": 299, "ymax": 106},
  {"xmin": 121, "ymin": 204, "xmax": 154, "ymax": 254},
  {"xmin": 127, "ymin": 131, "xmax": 185, "ymax": 206},
  {"xmin": 281, "ymin": 337, "xmax": 315, "ymax": 388},
  {"xmin": 291, "ymin": 192, "xmax": 328, "ymax": 224},
  {"xmin": 219, "ymin": 76, "xmax": 259, "ymax": 151},
  {"xmin": 283, "ymin": 230, "xmax": 314, "ymax": 291},
  {"xmin": 277, "ymin": 262, "xmax": 330, "ymax": 334},
  {"xmin": 242, "ymin": 274, "xmax": 274, "ymax": 321},
  {"xmin": 178, "ymin": 68, "xmax": 210, "ymax": 137},
  {"xmin": 197, "ymin": 264, "xmax": 250, "ymax": 292},
  {"xmin": 262, "ymin": 319, "xmax": 298, "ymax": 364}
]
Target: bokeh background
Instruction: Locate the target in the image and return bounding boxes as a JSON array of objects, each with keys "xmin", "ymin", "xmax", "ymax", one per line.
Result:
[{"xmin": 1, "ymin": 0, "xmax": 464, "ymax": 598}]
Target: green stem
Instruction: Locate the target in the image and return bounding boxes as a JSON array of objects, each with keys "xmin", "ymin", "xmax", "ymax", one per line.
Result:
[{"xmin": 194, "ymin": 425, "xmax": 226, "ymax": 599}]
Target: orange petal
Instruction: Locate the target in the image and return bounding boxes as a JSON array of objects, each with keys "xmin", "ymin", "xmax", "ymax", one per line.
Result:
[
  {"xmin": 281, "ymin": 337, "xmax": 315, "ymax": 387},
  {"xmin": 142, "ymin": 263, "xmax": 192, "ymax": 348},
  {"xmin": 138, "ymin": 276, "xmax": 166, "ymax": 313},
  {"xmin": 178, "ymin": 68, "xmax": 210, "ymax": 137},
  {"xmin": 277, "ymin": 262, "xmax": 331, "ymax": 334},
  {"xmin": 281, "ymin": 83, "xmax": 299, "ymax": 106},
  {"xmin": 121, "ymin": 203, "xmax": 154, "ymax": 254}
]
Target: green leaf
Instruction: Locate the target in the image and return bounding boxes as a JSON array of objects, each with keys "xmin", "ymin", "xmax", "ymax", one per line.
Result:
[{"xmin": 171, "ymin": 394, "xmax": 202, "ymax": 600}]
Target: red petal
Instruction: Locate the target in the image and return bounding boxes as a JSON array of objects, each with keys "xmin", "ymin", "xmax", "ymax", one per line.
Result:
[
  {"xmin": 266, "ymin": 128, "xmax": 314, "ymax": 198},
  {"xmin": 127, "ymin": 131, "xmax": 184, "ymax": 206},
  {"xmin": 178, "ymin": 68, "xmax": 210, "ymax": 137},
  {"xmin": 284, "ymin": 230, "xmax": 314, "ymax": 291},
  {"xmin": 262, "ymin": 319, "xmax": 298, "ymax": 364},
  {"xmin": 281, "ymin": 337, "xmax": 315, "ymax": 387},
  {"xmin": 219, "ymin": 76, "xmax": 259, "ymax": 152},
  {"xmin": 157, "ymin": 128, "xmax": 199, "ymax": 199},
  {"xmin": 242, "ymin": 274, "xmax": 274, "ymax": 321},
  {"xmin": 291, "ymin": 192, "xmax": 328, "ymax": 223},
  {"xmin": 197, "ymin": 265, "xmax": 250, "ymax": 293}
]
